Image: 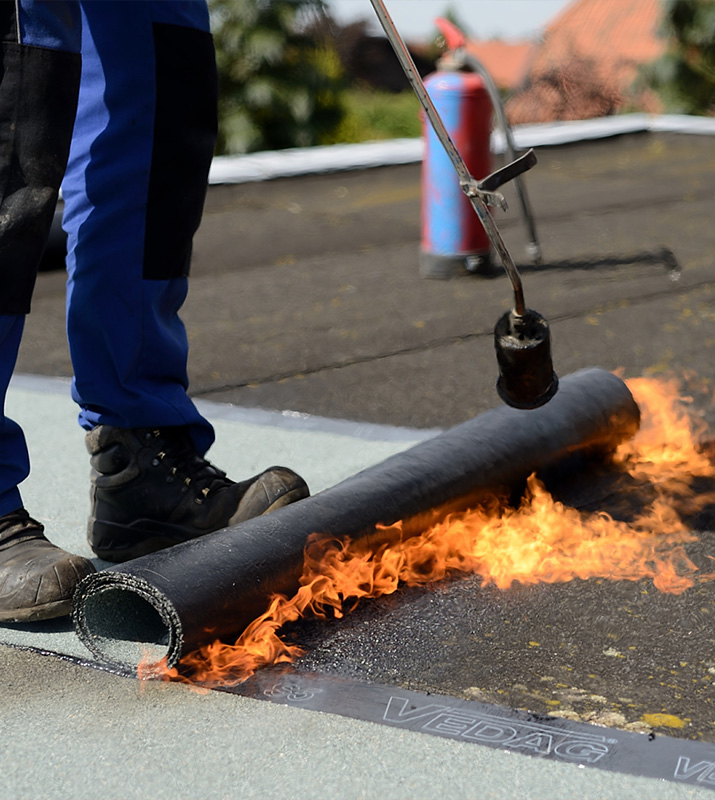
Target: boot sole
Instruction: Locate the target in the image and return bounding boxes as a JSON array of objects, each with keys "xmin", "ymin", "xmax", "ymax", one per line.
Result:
[
  {"xmin": 0, "ymin": 598, "xmax": 72, "ymax": 623},
  {"xmin": 89, "ymin": 519, "xmax": 195, "ymax": 563},
  {"xmin": 89, "ymin": 483, "xmax": 310, "ymax": 563}
]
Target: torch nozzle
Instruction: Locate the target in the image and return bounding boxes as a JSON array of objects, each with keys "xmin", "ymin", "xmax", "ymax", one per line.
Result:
[{"xmin": 494, "ymin": 309, "xmax": 559, "ymax": 409}]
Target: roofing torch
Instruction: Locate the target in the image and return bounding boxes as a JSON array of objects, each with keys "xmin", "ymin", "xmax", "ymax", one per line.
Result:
[{"xmin": 368, "ymin": 0, "xmax": 558, "ymax": 409}]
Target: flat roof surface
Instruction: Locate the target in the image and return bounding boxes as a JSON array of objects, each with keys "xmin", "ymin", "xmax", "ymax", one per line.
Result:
[{"xmin": 5, "ymin": 124, "xmax": 715, "ymax": 798}]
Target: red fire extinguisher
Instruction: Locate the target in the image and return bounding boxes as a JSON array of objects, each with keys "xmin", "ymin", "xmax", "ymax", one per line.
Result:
[{"xmin": 420, "ymin": 20, "xmax": 493, "ymax": 279}]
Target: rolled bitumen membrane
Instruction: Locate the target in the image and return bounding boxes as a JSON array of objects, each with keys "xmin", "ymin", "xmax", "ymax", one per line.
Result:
[{"xmin": 72, "ymin": 368, "xmax": 640, "ymax": 675}]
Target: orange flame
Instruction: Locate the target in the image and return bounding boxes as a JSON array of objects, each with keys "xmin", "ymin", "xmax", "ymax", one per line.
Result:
[
  {"xmin": 154, "ymin": 375, "xmax": 714, "ymax": 687},
  {"xmin": 619, "ymin": 376, "xmax": 711, "ymax": 477}
]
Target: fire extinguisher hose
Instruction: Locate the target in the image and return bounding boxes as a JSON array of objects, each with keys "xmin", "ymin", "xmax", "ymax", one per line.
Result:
[{"xmin": 72, "ymin": 369, "xmax": 640, "ymax": 676}]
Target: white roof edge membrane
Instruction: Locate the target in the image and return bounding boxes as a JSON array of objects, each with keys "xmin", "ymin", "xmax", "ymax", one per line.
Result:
[
  {"xmin": 208, "ymin": 113, "xmax": 715, "ymax": 185},
  {"xmin": 649, "ymin": 113, "xmax": 715, "ymax": 134},
  {"xmin": 209, "ymin": 138, "xmax": 424, "ymax": 184}
]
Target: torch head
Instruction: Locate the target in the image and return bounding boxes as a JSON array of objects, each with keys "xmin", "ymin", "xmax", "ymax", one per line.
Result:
[{"xmin": 494, "ymin": 309, "xmax": 558, "ymax": 409}]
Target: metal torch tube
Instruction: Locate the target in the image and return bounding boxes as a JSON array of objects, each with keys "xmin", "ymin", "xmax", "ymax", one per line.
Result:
[
  {"xmin": 368, "ymin": 0, "xmax": 526, "ymax": 316},
  {"xmin": 466, "ymin": 193, "xmax": 526, "ymax": 316}
]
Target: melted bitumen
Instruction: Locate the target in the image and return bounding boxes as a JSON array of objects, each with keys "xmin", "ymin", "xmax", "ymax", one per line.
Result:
[
  {"xmin": 279, "ymin": 461, "xmax": 715, "ymax": 743},
  {"xmin": 292, "ymin": 565, "xmax": 715, "ymax": 739}
]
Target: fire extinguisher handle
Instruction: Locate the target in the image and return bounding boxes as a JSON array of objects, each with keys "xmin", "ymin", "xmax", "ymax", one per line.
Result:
[{"xmin": 435, "ymin": 17, "xmax": 466, "ymax": 51}]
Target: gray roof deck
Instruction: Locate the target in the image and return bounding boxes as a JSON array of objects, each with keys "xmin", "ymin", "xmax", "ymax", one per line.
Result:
[{"xmin": 4, "ymin": 118, "xmax": 715, "ymax": 798}]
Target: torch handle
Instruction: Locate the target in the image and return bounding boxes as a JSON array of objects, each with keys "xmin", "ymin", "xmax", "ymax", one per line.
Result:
[
  {"xmin": 369, "ymin": 0, "xmax": 470, "ymax": 187},
  {"xmin": 368, "ymin": 0, "xmax": 526, "ymax": 316}
]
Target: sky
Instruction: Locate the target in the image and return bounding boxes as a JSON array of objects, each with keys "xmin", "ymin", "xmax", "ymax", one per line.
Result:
[{"xmin": 327, "ymin": 0, "xmax": 574, "ymax": 41}]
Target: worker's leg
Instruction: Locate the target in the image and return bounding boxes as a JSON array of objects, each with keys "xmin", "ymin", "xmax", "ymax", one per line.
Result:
[
  {"xmin": 0, "ymin": 0, "xmax": 95, "ymax": 623},
  {"xmin": 63, "ymin": 2, "xmax": 308, "ymax": 564},
  {"xmin": 63, "ymin": 0, "xmax": 217, "ymax": 453}
]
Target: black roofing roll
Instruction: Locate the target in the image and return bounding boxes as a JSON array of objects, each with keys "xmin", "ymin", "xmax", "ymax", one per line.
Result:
[{"xmin": 72, "ymin": 368, "xmax": 640, "ymax": 675}]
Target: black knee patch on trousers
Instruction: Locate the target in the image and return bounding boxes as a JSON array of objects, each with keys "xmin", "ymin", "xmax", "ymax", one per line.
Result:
[
  {"xmin": 143, "ymin": 23, "xmax": 218, "ymax": 280},
  {"xmin": 0, "ymin": 40, "xmax": 80, "ymax": 314}
]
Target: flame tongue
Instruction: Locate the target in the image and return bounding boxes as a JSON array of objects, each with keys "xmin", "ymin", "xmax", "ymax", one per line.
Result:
[{"xmin": 151, "ymin": 376, "xmax": 715, "ymax": 687}]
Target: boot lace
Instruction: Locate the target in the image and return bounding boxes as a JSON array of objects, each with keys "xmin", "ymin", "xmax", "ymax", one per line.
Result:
[{"xmin": 143, "ymin": 428, "xmax": 234, "ymax": 504}]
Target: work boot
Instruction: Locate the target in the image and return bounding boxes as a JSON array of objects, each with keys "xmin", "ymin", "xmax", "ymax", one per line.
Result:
[
  {"xmin": 0, "ymin": 509, "xmax": 96, "ymax": 623},
  {"xmin": 86, "ymin": 425, "xmax": 310, "ymax": 562}
]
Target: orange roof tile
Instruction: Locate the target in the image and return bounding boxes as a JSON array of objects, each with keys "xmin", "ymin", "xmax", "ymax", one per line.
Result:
[
  {"xmin": 465, "ymin": 39, "xmax": 535, "ymax": 90},
  {"xmin": 505, "ymin": 0, "xmax": 666, "ymax": 123}
]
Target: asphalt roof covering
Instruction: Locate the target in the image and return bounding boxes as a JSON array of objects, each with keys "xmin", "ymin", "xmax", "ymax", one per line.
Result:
[
  {"xmin": 4, "ymin": 377, "xmax": 715, "ymax": 795},
  {"xmin": 291, "ymin": 469, "xmax": 715, "ymax": 741},
  {"xmin": 6, "ymin": 120, "xmax": 715, "ymax": 797}
]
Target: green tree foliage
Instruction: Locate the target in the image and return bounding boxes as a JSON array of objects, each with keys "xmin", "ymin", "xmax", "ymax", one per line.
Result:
[
  {"xmin": 643, "ymin": 0, "xmax": 715, "ymax": 114},
  {"xmin": 324, "ymin": 88, "xmax": 422, "ymax": 144},
  {"xmin": 211, "ymin": 0, "xmax": 346, "ymax": 153}
]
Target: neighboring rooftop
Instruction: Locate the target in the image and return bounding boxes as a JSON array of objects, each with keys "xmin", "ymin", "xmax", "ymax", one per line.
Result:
[
  {"xmin": 506, "ymin": 0, "xmax": 666, "ymax": 123},
  {"xmin": 466, "ymin": 38, "xmax": 535, "ymax": 91}
]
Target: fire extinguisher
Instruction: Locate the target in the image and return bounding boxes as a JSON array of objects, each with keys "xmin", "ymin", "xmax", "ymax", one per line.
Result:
[{"xmin": 420, "ymin": 23, "xmax": 493, "ymax": 279}]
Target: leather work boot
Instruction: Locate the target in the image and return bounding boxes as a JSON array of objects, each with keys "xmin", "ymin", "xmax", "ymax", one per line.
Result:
[
  {"xmin": 0, "ymin": 509, "xmax": 96, "ymax": 623},
  {"xmin": 86, "ymin": 425, "xmax": 310, "ymax": 563}
]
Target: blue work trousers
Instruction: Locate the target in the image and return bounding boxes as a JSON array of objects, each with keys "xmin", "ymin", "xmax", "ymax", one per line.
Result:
[{"xmin": 0, "ymin": 0, "xmax": 218, "ymax": 516}]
